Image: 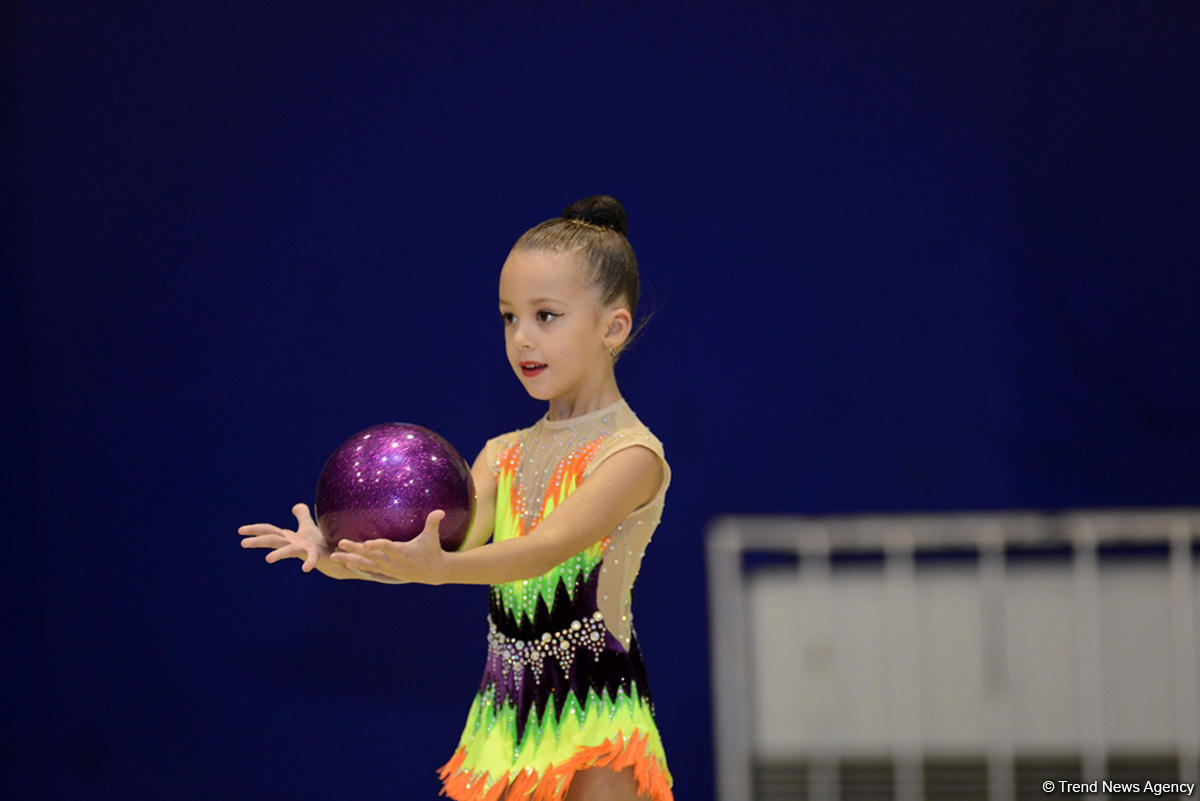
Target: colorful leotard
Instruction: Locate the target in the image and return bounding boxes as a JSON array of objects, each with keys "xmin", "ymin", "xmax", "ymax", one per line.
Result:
[{"xmin": 438, "ymin": 397, "xmax": 674, "ymax": 801}]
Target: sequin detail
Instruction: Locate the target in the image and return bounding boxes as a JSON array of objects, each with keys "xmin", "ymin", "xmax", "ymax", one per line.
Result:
[
  {"xmin": 488, "ymin": 612, "xmax": 608, "ymax": 687},
  {"xmin": 439, "ymin": 399, "xmax": 673, "ymax": 801},
  {"xmin": 493, "ymin": 433, "xmax": 610, "ymax": 625}
]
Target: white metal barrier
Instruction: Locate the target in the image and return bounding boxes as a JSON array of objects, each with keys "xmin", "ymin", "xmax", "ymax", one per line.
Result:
[{"xmin": 706, "ymin": 509, "xmax": 1200, "ymax": 801}]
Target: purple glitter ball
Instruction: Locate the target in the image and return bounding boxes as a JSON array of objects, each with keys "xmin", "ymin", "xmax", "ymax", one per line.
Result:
[{"xmin": 314, "ymin": 423, "xmax": 475, "ymax": 552}]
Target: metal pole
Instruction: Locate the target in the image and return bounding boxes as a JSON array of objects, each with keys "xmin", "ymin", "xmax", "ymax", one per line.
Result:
[
  {"xmin": 979, "ymin": 524, "xmax": 1015, "ymax": 801},
  {"xmin": 1072, "ymin": 519, "xmax": 1107, "ymax": 799},
  {"xmin": 804, "ymin": 528, "xmax": 840, "ymax": 801},
  {"xmin": 1167, "ymin": 517, "xmax": 1199, "ymax": 787},
  {"xmin": 707, "ymin": 520, "xmax": 755, "ymax": 801},
  {"xmin": 885, "ymin": 526, "xmax": 924, "ymax": 801}
]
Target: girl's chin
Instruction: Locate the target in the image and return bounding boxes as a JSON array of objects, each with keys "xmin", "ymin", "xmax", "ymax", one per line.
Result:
[{"xmin": 515, "ymin": 376, "xmax": 553, "ymax": 401}]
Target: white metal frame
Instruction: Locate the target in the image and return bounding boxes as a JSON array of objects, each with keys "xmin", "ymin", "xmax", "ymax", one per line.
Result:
[{"xmin": 706, "ymin": 508, "xmax": 1200, "ymax": 801}]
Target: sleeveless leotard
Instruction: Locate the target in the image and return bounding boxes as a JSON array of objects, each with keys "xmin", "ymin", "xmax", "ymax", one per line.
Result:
[{"xmin": 437, "ymin": 397, "xmax": 673, "ymax": 801}]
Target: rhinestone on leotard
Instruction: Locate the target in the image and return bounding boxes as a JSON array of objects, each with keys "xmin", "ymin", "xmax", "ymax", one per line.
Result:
[
  {"xmin": 486, "ymin": 614, "xmax": 610, "ymax": 682},
  {"xmin": 453, "ymin": 409, "xmax": 674, "ymax": 792}
]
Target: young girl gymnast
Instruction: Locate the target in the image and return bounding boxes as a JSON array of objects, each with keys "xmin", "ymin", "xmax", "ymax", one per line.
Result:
[{"xmin": 239, "ymin": 195, "xmax": 674, "ymax": 801}]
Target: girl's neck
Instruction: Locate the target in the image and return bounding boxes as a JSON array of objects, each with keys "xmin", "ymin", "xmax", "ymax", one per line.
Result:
[{"xmin": 544, "ymin": 375, "xmax": 622, "ymax": 422}]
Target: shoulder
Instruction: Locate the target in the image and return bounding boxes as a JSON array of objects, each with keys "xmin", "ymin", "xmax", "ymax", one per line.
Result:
[
  {"xmin": 592, "ymin": 403, "xmax": 668, "ymax": 464},
  {"xmin": 484, "ymin": 426, "xmax": 526, "ymax": 454},
  {"xmin": 582, "ymin": 444, "xmax": 664, "ymax": 512},
  {"xmin": 583, "ymin": 403, "xmax": 671, "ymax": 502},
  {"xmin": 482, "ymin": 422, "xmax": 535, "ymax": 479}
]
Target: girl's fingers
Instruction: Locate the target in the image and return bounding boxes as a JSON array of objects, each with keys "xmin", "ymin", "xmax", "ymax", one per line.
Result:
[
  {"xmin": 265, "ymin": 544, "xmax": 305, "ymax": 563},
  {"xmin": 330, "ymin": 552, "xmax": 380, "ymax": 572},
  {"xmin": 239, "ymin": 524, "xmax": 283, "ymax": 537},
  {"xmin": 241, "ymin": 534, "xmax": 288, "ymax": 549},
  {"xmin": 361, "ymin": 539, "xmax": 397, "ymax": 551},
  {"xmin": 292, "ymin": 504, "xmax": 315, "ymax": 526}
]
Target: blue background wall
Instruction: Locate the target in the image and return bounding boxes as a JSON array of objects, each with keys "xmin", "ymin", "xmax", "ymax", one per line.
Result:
[{"xmin": 6, "ymin": 3, "xmax": 1198, "ymax": 799}]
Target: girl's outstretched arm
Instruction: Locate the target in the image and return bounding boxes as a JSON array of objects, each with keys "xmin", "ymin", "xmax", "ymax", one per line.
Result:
[
  {"xmin": 239, "ymin": 446, "xmax": 496, "ymax": 582},
  {"xmin": 330, "ymin": 445, "xmax": 662, "ymax": 586}
]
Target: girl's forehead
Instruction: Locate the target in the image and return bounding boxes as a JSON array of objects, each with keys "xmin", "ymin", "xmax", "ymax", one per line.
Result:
[{"xmin": 498, "ymin": 249, "xmax": 591, "ymax": 302}]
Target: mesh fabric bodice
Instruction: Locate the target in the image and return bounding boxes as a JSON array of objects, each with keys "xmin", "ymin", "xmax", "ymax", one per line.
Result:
[
  {"xmin": 486, "ymin": 399, "xmax": 668, "ymax": 649},
  {"xmin": 438, "ymin": 397, "xmax": 674, "ymax": 801}
]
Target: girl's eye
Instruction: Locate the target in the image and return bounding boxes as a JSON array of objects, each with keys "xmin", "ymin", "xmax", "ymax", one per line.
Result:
[
  {"xmin": 536, "ymin": 310, "xmax": 559, "ymax": 323},
  {"xmin": 500, "ymin": 312, "xmax": 515, "ymax": 325}
]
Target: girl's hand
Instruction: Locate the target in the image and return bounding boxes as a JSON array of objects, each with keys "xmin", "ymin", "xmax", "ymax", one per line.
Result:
[
  {"xmin": 239, "ymin": 503, "xmax": 330, "ymax": 574},
  {"xmin": 329, "ymin": 510, "xmax": 448, "ymax": 585}
]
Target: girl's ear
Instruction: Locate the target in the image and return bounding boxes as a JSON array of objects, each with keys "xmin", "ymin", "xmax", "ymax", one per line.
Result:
[{"xmin": 603, "ymin": 307, "xmax": 633, "ymax": 349}]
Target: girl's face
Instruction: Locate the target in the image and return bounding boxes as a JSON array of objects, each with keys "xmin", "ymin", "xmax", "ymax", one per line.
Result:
[{"xmin": 498, "ymin": 248, "xmax": 621, "ymax": 403}]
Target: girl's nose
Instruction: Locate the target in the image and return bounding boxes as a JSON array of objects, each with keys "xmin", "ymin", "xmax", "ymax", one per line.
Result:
[{"xmin": 512, "ymin": 321, "xmax": 533, "ymax": 349}]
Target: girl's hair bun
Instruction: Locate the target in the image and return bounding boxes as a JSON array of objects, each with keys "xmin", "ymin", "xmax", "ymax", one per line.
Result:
[{"xmin": 562, "ymin": 195, "xmax": 628, "ymax": 235}]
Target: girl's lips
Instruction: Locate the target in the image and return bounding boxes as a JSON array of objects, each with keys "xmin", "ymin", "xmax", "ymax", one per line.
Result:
[{"xmin": 519, "ymin": 363, "xmax": 546, "ymax": 376}]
